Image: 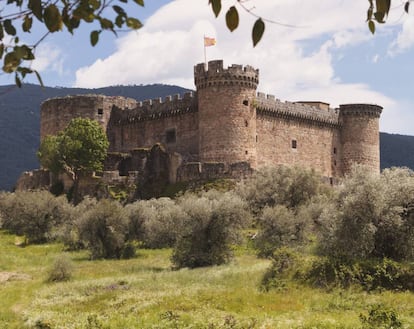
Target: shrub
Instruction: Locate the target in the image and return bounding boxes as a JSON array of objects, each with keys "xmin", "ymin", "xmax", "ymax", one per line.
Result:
[
  {"xmin": 359, "ymin": 304, "xmax": 402, "ymax": 329},
  {"xmin": 254, "ymin": 205, "xmax": 304, "ymax": 258},
  {"xmin": 171, "ymin": 190, "xmax": 250, "ymax": 268},
  {"xmin": 0, "ymin": 191, "xmax": 71, "ymax": 243},
  {"xmin": 128, "ymin": 198, "xmax": 185, "ymax": 249},
  {"xmin": 236, "ymin": 166, "xmax": 325, "ymax": 215},
  {"xmin": 46, "ymin": 254, "xmax": 74, "ymax": 282},
  {"xmin": 78, "ymin": 199, "xmax": 130, "ymax": 259}
]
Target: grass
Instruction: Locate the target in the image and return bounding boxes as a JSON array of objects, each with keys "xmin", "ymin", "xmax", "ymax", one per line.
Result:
[{"xmin": 1, "ymin": 230, "xmax": 414, "ymax": 329}]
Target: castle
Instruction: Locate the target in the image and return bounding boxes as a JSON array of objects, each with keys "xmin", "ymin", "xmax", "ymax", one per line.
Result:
[{"xmin": 37, "ymin": 60, "xmax": 382, "ymax": 188}]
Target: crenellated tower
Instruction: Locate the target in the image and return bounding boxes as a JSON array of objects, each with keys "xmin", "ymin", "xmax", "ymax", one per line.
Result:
[
  {"xmin": 194, "ymin": 60, "xmax": 259, "ymax": 167},
  {"xmin": 339, "ymin": 104, "xmax": 383, "ymax": 175}
]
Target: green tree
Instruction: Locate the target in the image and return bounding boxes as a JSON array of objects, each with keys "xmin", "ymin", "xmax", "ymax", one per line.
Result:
[{"xmin": 37, "ymin": 118, "xmax": 109, "ymax": 202}]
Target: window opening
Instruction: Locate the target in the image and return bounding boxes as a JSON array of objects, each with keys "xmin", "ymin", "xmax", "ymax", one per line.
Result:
[
  {"xmin": 243, "ymin": 100, "xmax": 249, "ymax": 106},
  {"xmin": 291, "ymin": 139, "xmax": 297, "ymax": 149},
  {"xmin": 333, "ymin": 147, "xmax": 337, "ymax": 154},
  {"xmin": 98, "ymin": 108, "xmax": 103, "ymax": 115},
  {"xmin": 166, "ymin": 128, "xmax": 176, "ymax": 144}
]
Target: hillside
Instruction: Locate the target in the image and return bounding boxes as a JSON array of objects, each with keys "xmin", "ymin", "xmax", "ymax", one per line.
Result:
[
  {"xmin": 0, "ymin": 84, "xmax": 190, "ymax": 191},
  {"xmin": 1, "ymin": 84, "xmax": 413, "ymax": 191}
]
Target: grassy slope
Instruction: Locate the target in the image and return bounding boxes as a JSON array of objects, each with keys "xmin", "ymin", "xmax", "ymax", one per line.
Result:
[{"xmin": 1, "ymin": 231, "xmax": 413, "ymax": 329}]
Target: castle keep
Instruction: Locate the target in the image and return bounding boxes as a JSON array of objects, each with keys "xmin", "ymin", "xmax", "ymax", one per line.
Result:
[{"xmin": 39, "ymin": 60, "xmax": 383, "ymax": 185}]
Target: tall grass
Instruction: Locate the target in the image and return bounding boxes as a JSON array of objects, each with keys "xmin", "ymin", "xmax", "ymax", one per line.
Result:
[{"xmin": 1, "ymin": 230, "xmax": 413, "ymax": 329}]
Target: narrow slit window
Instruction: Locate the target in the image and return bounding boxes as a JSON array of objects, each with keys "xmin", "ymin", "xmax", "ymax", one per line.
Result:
[
  {"xmin": 333, "ymin": 147, "xmax": 337, "ymax": 154},
  {"xmin": 291, "ymin": 139, "xmax": 297, "ymax": 149},
  {"xmin": 98, "ymin": 108, "xmax": 103, "ymax": 115},
  {"xmin": 245, "ymin": 120, "xmax": 248, "ymax": 127},
  {"xmin": 243, "ymin": 100, "xmax": 249, "ymax": 106}
]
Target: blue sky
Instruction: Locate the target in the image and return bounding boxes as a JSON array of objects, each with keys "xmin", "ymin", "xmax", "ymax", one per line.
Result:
[{"xmin": 1, "ymin": 0, "xmax": 414, "ymax": 136}]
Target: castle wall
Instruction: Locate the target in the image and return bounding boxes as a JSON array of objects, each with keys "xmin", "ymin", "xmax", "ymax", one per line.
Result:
[
  {"xmin": 256, "ymin": 115, "xmax": 341, "ymax": 178},
  {"xmin": 107, "ymin": 92, "xmax": 199, "ymax": 160},
  {"xmin": 40, "ymin": 95, "xmax": 137, "ymax": 140}
]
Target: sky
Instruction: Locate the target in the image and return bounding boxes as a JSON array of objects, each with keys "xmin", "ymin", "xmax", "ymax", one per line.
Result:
[{"xmin": 1, "ymin": 0, "xmax": 414, "ymax": 135}]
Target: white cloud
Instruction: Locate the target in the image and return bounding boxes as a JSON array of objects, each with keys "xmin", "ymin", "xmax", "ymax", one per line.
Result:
[
  {"xmin": 388, "ymin": 15, "xmax": 414, "ymax": 55},
  {"xmin": 31, "ymin": 43, "xmax": 65, "ymax": 76},
  {"xmin": 73, "ymin": 0, "xmax": 406, "ymax": 134}
]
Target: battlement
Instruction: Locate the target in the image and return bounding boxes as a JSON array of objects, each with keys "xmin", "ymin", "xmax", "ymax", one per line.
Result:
[
  {"xmin": 339, "ymin": 104, "xmax": 383, "ymax": 118},
  {"xmin": 109, "ymin": 91, "xmax": 198, "ymax": 125},
  {"xmin": 194, "ymin": 60, "xmax": 259, "ymax": 90},
  {"xmin": 256, "ymin": 92, "xmax": 341, "ymax": 128}
]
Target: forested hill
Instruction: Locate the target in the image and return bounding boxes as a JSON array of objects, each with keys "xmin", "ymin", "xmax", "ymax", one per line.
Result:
[
  {"xmin": 0, "ymin": 84, "xmax": 413, "ymax": 191},
  {"xmin": 0, "ymin": 84, "xmax": 190, "ymax": 191}
]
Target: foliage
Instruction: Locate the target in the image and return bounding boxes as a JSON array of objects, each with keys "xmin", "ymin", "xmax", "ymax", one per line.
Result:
[
  {"xmin": 0, "ymin": 190, "xmax": 71, "ymax": 243},
  {"xmin": 304, "ymin": 257, "xmax": 414, "ymax": 292},
  {"xmin": 78, "ymin": 199, "xmax": 130, "ymax": 259},
  {"xmin": 46, "ymin": 254, "xmax": 74, "ymax": 282},
  {"xmin": 237, "ymin": 166, "xmax": 325, "ymax": 215},
  {"xmin": 254, "ymin": 205, "xmax": 305, "ymax": 258},
  {"xmin": 0, "ymin": 0, "xmax": 144, "ymax": 85},
  {"xmin": 36, "ymin": 135, "xmax": 62, "ymax": 175},
  {"xmin": 171, "ymin": 190, "xmax": 250, "ymax": 268},
  {"xmin": 359, "ymin": 304, "xmax": 402, "ymax": 329},
  {"xmin": 318, "ymin": 166, "xmax": 414, "ymax": 261}
]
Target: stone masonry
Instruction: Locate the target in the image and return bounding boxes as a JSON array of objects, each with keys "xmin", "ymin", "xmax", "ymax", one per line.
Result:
[{"xmin": 38, "ymin": 60, "xmax": 383, "ymax": 185}]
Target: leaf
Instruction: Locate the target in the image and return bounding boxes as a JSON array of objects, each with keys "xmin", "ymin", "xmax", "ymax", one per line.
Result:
[
  {"xmin": 99, "ymin": 18, "xmax": 114, "ymax": 30},
  {"xmin": 22, "ymin": 15, "xmax": 33, "ymax": 32},
  {"xmin": 367, "ymin": 7, "xmax": 373, "ymax": 21},
  {"xmin": 3, "ymin": 52, "xmax": 20, "ymax": 73},
  {"xmin": 133, "ymin": 0, "xmax": 144, "ymax": 6},
  {"xmin": 28, "ymin": 0, "xmax": 43, "ymax": 22},
  {"xmin": 368, "ymin": 20, "xmax": 376, "ymax": 34},
  {"xmin": 209, "ymin": 0, "xmax": 221, "ymax": 17},
  {"xmin": 4, "ymin": 19, "xmax": 17, "ymax": 36},
  {"xmin": 112, "ymin": 5, "xmax": 126, "ymax": 16},
  {"xmin": 374, "ymin": 11, "xmax": 385, "ymax": 23},
  {"xmin": 0, "ymin": 25, "xmax": 3, "ymax": 40},
  {"xmin": 15, "ymin": 74, "xmax": 22, "ymax": 88},
  {"xmin": 44, "ymin": 4, "xmax": 63, "ymax": 32},
  {"xmin": 90, "ymin": 30, "xmax": 100, "ymax": 46},
  {"xmin": 405, "ymin": 1, "xmax": 410, "ymax": 13},
  {"xmin": 252, "ymin": 18, "xmax": 265, "ymax": 47},
  {"xmin": 34, "ymin": 70, "xmax": 44, "ymax": 87},
  {"xmin": 89, "ymin": 0, "xmax": 101, "ymax": 10},
  {"xmin": 376, "ymin": 0, "xmax": 391, "ymax": 16},
  {"xmin": 115, "ymin": 15, "xmax": 124, "ymax": 28},
  {"xmin": 0, "ymin": 43, "xmax": 4, "ymax": 58},
  {"xmin": 126, "ymin": 17, "xmax": 142, "ymax": 29},
  {"xmin": 225, "ymin": 6, "xmax": 239, "ymax": 32}
]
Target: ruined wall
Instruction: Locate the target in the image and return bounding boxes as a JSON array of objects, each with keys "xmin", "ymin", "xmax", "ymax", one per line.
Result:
[
  {"xmin": 256, "ymin": 94, "xmax": 342, "ymax": 178},
  {"xmin": 107, "ymin": 92, "xmax": 199, "ymax": 160},
  {"xmin": 195, "ymin": 60, "xmax": 259, "ymax": 168},
  {"xmin": 40, "ymin": 95, "xmax": 137, "ymax": 140}
]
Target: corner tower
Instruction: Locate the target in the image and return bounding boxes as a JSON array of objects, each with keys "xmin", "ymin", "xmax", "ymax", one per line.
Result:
[
  {"xmin": 194, "ymin": 60, "xmax": 259, "ymax": 167},
  {"xmin": 339, "ymin": 104, "xmax": 383, "ymax": 175}
]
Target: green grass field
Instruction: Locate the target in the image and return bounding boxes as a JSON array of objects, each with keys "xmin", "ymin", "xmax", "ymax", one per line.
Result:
[{"xmin": 1, "ymin": 230, "xmax": 413, "ymax": 329}]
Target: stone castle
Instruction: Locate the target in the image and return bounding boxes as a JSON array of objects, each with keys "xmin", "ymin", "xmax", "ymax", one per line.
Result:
[{"xmin": 35, "ymin": 60, "xmax": 382, "ymax": 190}]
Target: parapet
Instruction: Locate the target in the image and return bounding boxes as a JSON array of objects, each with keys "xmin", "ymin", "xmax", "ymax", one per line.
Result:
[
  {"xmin": 339, "ymin": 104, "xmax": 383, "ymax": 118},
  {"xmin": 256, "ymin": 92, "xmax": 340, "ymax": 128},
  {"xmin": 194, "ymin": 60, "xmax": 259, "ymax": 90},
  {"xmin": 109, "ymin": 91, "xmax": 198, "ymax": 125}
]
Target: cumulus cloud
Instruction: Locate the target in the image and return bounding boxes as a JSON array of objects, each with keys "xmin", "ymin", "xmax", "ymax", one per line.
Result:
[
  {"xmin": 73, "ymin": 0, "xmax": 407, "ymax": 134},
  {"xmin": 388, "ymin": 15, "xmax": 414, "ymax": 55},
  {"xmin": 31, "ymin": 43, "xmax": 66, "ymax": 76}
]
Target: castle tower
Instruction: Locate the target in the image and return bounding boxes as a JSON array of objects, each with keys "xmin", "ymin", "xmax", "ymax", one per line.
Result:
[
  {"xmin": 194, "ymin": 60, "xmax": 259, "ymax": 167},
  {"xmin": 339, "ymin": 104, "xmax": 383, "ymax": 175},
  {"xmin": 40, "ymin": 95, "xmax": 137, "ymax": 141}
]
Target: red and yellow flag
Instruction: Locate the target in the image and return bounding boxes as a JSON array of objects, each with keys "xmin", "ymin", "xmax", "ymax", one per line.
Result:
[{"xmin": 204, "ymin": 36, "xmax": 216, "ymax": 47}]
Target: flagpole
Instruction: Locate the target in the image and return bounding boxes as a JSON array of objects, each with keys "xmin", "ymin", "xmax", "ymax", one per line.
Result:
[{"xmin": 203, "ymin": 35, "xmax": 207, "ymax": 69}]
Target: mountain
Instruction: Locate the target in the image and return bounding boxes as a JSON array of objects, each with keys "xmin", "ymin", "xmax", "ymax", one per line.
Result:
[
  {"xmin": 1, "ymin": 84, "xmax": 413, "ymax": 191},
  {"xmin": 0, "ymin": 84, "xmax": 190, "ymax": 191}
]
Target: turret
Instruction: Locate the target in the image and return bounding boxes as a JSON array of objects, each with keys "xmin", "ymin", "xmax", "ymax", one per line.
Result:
[
  {"xmin": 194, "ymin": 60, "xmax": 259, "ymax": 167},
  {"xmin": 339, "ymin": 103, "xmax": 383, "ymax": 175}
]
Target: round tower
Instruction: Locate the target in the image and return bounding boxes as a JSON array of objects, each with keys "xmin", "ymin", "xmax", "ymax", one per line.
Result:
[
  {"xmin": 339, "ymin": 103, "xmax": 383, "ymax": 175},
  {"xmin": 194, "ymin": 60, "xmax": 259, "ymax": 167},
  {"xmin": 40, "ymin": 95, "xmax": 137, "ymax": 141}
]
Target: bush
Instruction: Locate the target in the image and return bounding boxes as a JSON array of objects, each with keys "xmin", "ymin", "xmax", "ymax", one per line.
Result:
[
  {"xmin": 0, "ymin": 191, "xmax": 71, "ymax": 243},
  {"xmin": 78, "ymin": 199, "xmax": 130, "ymax": 259},
  {"xmin": 46, "ymin": 254, "xmax": 74, "ymax": 282},
  {"xmin": 236, "ymin": 166, "xmax": 325, "ymax": 215},
  {"xmin": 126, "ymin": 198, "xmax": 185, "ymax": 249},
  {"xmin": 254, "ymin": 205, "xmax": 304, "ymax": 258},
  {"xmin": 359, "ymin": 304, "xmax": 402, "ymax": 329},
  {"xmin": 171, "ymin": 190, "xmax": 250, "ymax": 268}
]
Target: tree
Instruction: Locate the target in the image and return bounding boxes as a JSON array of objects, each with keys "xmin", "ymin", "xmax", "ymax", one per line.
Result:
[{"xmin": 38, "ymin": 117, "xmax": 109, "ymax": 202}]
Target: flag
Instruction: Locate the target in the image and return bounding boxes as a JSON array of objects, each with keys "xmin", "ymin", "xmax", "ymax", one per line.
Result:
[{"xmin": 204, "ymin": 36, "xmax": 216, "ymax": 47}]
